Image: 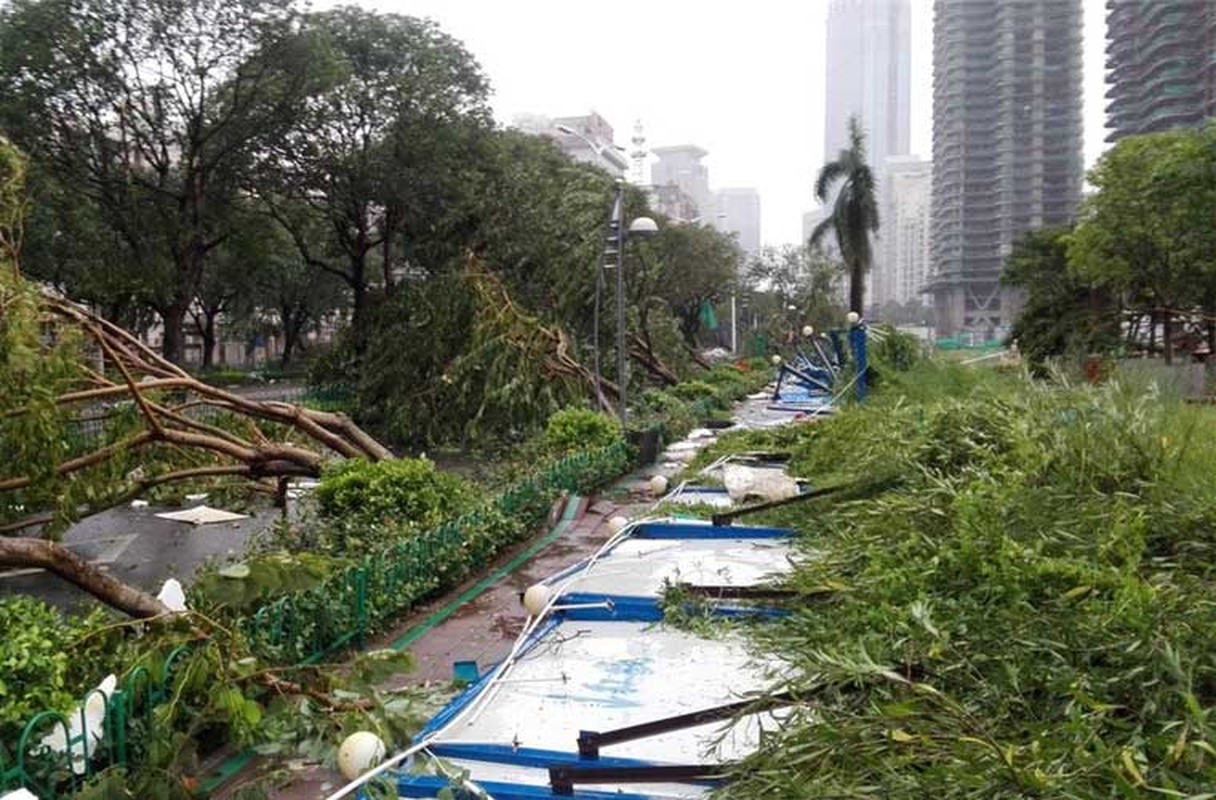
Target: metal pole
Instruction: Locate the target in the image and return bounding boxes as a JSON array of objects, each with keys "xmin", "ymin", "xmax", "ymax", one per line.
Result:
[
  {"xmin": 731, "ymin": 293, "xmax": 737, "ymax": 353},
  {"xmin": 615, "ymin": 182, "xmax": 627, "ymax": 425},
  {"xmin": 593, "ymin": 258, "xmax": 602, "ymax": 408}
]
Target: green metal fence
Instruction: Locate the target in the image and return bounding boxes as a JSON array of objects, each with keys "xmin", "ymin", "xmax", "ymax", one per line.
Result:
[
  {"xmin": 0, "ymin": 647, "xmax": 191, "ymax": 798},
  {"xmin": 0, "ymin": 441, "xmax": 633, "ymax": 797},
  {"xmin": 244, "ymin": 441, "xmax": 634, "ymax": 665}
]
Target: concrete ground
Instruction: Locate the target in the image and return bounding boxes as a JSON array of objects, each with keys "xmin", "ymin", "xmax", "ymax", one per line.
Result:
[{"xmin": 0, "ymin": 501, "xmax": 277, "ymax": 611}]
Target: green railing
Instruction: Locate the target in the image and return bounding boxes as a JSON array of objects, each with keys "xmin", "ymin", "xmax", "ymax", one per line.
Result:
[
  {"xmin": 1, "ymin": 442, "xmax": 633, "ymax": 798},
  {"xmin": 244, "ymin": 441, "xmax": 634, "ymax": 666},
  {"xmin": 0, "ymin": 647, "xmax": 191, "ymax": 798}
]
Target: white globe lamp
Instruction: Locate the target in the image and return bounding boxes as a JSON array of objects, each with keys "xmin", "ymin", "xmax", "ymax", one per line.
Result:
[
  {"xmin": 337, "ymin": 731, "xmax": 386, "ymax": 781},
  {"xmin": 648, "ymin": 475, "xmax": 669, "ymax": 496},
  {"xmin": 522, "ymin": 583, "xmax": 553, "ymax": 617}
]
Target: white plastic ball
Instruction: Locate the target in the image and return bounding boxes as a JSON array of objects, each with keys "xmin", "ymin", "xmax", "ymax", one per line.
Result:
[
  {"xmin": 648, "ymin": 475, "xmax": 669, "ymax": 496},
  {"xmin": 607, "ymin": 515, "xmax": 630, "ymax": 534},
  {"xmin": 771, "ymin": 354, "xmax": 782, "ymax": 366},
  {"xmin": 337, "ymin": 731, "xmax": 386, "ymax": 780},
  {"xmin": 801, "ymin": 325, "xmax": 814, "ymax": 338},
  {"xmin": 522, "ymin": 583, "xmax": 553, "ymax": 616},
  {"xmin": 846, "ymin": 311, "xmax": 861, "ymax": 325}
]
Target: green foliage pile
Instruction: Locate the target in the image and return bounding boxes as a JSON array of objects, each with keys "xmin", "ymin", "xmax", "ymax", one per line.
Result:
[
  {"xmin": 543, "ymin": 408, "xmax": 623, "ymax": 455},
  {"xmin": 626, "ymin": 361, "xmax": 769, "ymax": 442},
  {"xmin": 700, "ymin": 364, "xmax": 1216, "ymax": 796},
  {"xmin": 0, "ymin": 599, "xmax": 114, "ymax": 741}
]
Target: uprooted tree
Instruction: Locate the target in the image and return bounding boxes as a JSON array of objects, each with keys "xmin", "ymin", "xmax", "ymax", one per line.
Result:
[{"xmin": 1, "ymin": 138, "xmax": 392, "ymax": 618}]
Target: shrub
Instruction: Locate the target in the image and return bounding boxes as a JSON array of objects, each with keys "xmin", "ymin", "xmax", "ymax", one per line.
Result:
[
  {"xmin": 670, "ymin": 380, "xmax": 719, "ymax": 403},
  {"xmin": 543, "ymin": 407, "xmax": 623, "ymax": 454},
  {"xmin": 0, "ymin": 598, "xmax": 111, "ymax": 741},
  {"xmin": 314, "ymin": 458, "xmax": 477, "ymax": 533}
]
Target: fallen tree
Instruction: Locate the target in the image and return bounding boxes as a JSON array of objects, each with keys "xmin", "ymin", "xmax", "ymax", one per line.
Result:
[
  {"xmin": 1, "ymin": 137, "xmax": 392, "ymax": 616},
  {"xmin": 1, "ymin": 277, "xmax": 393, "ymax": 616}
]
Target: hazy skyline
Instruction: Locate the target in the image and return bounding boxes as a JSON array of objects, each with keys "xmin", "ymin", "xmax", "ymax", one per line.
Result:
[{"xmin": 330, "ymin": 0, "xmax": 1110, "ymax": 247}]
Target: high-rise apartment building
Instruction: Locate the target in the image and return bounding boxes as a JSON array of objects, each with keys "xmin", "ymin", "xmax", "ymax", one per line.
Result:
[
  {"xmin": 824, "ymin": 0, "xmax": 912, "ymax": 169},
  {"xmin": 650, "ymin": 145, "xmax": 714, "ymax": 222},
  {"xmin": 929, "ymin": 0, "xmax": 1084, "ymax": 336},
  {"xmin": 884, "ymin": 156, "xmax": 932, "ymax": 306},
  {"xmin": 1106, "ymin": 1, "xmax": 1216, "ymax": 142},
  {"xmin": 715, "ymin": 188, "xmax": 761, "ymax": 258}
]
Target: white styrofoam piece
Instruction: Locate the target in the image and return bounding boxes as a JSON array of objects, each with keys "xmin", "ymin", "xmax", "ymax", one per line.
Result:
[
  {"xmin": 559, "ymin": 538, "xmax": 792, "ymax": 597},
  {"xmin": 434, "ymin": 621, "xmax": 779, "ymax": 766},
  {"xmin": 40, "ymin": 674, "xmax": 116, "ymax": 774},
  {"xmin": 666, "ymin": 489, "xmax": 734, "ymax": 508},
  {"xmin": 156, "ymin": 578, "xmax": 188, "ymax": 612},
  {"xmin": 722, "ymin": 465, "xmax": 800, "ymax": 502},
  {"xmin": 154, "ymin": 505, "xmax": 249, "ymax": 525}
]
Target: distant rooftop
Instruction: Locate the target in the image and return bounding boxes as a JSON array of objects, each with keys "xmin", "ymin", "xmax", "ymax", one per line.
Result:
[{"xmin": 651, "ymin": 144, "xmax": 709, "ymax": 158}]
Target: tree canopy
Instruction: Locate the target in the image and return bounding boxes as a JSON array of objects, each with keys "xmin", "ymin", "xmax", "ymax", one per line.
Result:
[{"xmin": 1008, "ymin": 123, "xmax": 1216, "ymax": 365}]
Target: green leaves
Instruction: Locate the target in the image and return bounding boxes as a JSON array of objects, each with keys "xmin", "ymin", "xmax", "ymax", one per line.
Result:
[
  {"xmin": 695, "ymin": 366, "xmax": 1216, "ymax": 797},
  {"xmin": 543, "ymin": 408, "xmax": 622, "ymax": 455},
  {"xmin": 315, "ymin": 457, "xmax": 477, "ymax": 533}
]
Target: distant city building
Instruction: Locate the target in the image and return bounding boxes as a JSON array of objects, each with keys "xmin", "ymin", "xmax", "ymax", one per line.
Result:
[
  {"xmin": 648, "ymin": 184, "xmax": 701, "ymax": 223},
  {"xmin": 883, "ymin": 156, "xmax": 932, "ymax": 306},
  {"xmin": 929, "ymin": 0, "xmax": 1084, "ymax": 336},
  {"xmin": 824, "ymin": 0, "xmax": 911, "ymax": 311},
  {"xmin": 1106, "ymin": 1, "xmax": 1216, "ymax": 142},
  {"xmin": 511, "ymin": 111, "xmax": 628, "ymax": 176},
  {"xmin": 824, "ymin": 0, "xmax": 911, "ymax": 173},
  {"xmin": 801, "ymin": 210, "xmax": 820, "ymax": 248},
  {"xmin": 715, "ymin": 188, "xmax": 761, "ymax": 258},
  {"xmin": 650, "ymin": 145, "xmax": 715, "ymax": 222}
]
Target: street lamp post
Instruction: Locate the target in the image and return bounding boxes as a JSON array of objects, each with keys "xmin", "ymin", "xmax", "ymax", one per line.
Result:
[
  {"xmin": 620, "ymin": 216, "xmax": 658, "ymax": 425},
  {"xmin": 556, "ymin": 125, "xmax": 625, "ymax": 413},
  {"xmin": 555, "ymin": 125, "xmax": 657, "ymax": 424}
]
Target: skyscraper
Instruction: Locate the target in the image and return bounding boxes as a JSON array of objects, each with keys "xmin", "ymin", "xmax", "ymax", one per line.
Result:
[
  {"xmin": 824, "ymin": 0, "xmax": 911, "ymax": 310},
  {"xmin": 715, "ymin": 188, "xmax": 761, "ymax": 258},
  {"xmin": 884, "ymin": 156, "xmax": 932, "ymax": 306},
  {"xmin": 824, "ymin": 0, "xmax": 912, "ymax": 169},
  {"xmin": 1106, "ymin": 1, "xmax": 1216, "ymax": 142},
  {"xmin": 929, "ymin": 0, "xmax": 1084, "ymax": 336}
]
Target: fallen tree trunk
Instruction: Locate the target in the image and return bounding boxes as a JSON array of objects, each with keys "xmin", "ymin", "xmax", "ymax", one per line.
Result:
[
  {"xmin": 629, "ymin": 333, "xmax": 679, "ymax": 386},
  {"xmin": 0, "ymin": 537, "xmax": 169, "ymax": 618}
]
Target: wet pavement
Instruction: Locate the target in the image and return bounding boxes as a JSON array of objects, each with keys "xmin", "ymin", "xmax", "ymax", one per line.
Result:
[{"xmin": 0, "ymin": 501, "xmax": 277, "ymax": 612}]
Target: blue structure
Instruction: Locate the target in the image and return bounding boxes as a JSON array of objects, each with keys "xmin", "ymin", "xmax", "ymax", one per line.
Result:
[
  {"xmin": 376, "ymin": 522, "xmax": 799, "ymax": 800},
  {"xmin": 769, "ymin": 320, "xmax": 868, "ymax": 412}
]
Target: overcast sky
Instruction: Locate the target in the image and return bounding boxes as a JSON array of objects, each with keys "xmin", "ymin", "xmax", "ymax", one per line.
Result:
[{"xmin": 334, "ymin": 0, "xmax": 1110, "ymax": 247}]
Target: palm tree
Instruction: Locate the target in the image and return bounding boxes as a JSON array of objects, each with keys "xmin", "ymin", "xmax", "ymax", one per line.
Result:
[{"xmin": 810, "ymin": 115, "xmax": 880, "ymax": 315}]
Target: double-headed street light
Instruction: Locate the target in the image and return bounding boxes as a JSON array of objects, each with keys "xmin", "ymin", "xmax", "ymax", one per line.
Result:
[{"xmin": 554, "ymin": 124, "xmax": 656, "ymax": 424}]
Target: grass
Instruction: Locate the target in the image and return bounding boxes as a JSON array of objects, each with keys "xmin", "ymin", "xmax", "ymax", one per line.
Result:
[{"xmin": 689, "ymin": 360, "xmax": 1216, "ymax": 798}]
